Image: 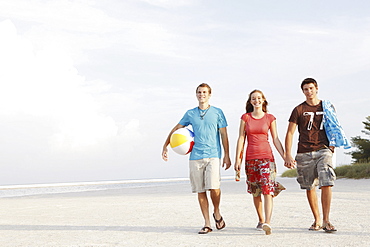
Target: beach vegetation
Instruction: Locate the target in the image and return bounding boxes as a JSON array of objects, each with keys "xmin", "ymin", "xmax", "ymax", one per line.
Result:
[
  {"xmin": 334, "ymin": 163, "xmax": 370, "ymax": 179},
  {"xmin": 347, "ymin": 116, "xmax": 370, "ymax": 163},
  {"xmin": 281, "ymin": 163, "xmax": 370, "ymax": 179},
  {"xmin": 281, "ymin": 168, "xmax": 297, "ymax": 178}
]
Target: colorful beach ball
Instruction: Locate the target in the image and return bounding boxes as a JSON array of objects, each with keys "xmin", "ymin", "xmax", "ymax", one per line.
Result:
[{"xmin": 170, "ymin": 128, "xmax": 194, "ymax": 155}]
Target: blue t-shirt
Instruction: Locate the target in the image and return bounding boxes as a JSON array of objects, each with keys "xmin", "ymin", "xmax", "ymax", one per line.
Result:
[{"xmin": 179, "ymin": 106, "xmax": 228, "ymax": 160}]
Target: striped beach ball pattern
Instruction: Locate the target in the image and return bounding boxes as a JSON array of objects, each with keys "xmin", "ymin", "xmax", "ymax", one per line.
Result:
[{"xmin": 170, "ymin": 128, "xmax": 194, "ymax": 155}]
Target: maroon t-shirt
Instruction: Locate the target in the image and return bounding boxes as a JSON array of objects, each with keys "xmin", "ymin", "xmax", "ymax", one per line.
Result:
[{"xmin": 288, "ymin": 101, "xmax": 329, "ymax": 153}]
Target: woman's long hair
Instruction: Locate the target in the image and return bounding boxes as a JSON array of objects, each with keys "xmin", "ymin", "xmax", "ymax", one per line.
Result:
[{"xmin": 245, "ymin": 89, "xmax": 268, "ymax": 113}]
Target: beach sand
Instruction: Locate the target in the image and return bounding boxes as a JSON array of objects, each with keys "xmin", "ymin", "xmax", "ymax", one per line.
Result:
[{"xmin": 0, "ymin": 177, "xmax": 369, "ymax": 246}]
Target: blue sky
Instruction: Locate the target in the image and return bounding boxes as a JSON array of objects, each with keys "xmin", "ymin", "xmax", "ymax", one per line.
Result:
[{"xmin": 0, "ymin": 0, "xmax": 369, "ymax": 185}]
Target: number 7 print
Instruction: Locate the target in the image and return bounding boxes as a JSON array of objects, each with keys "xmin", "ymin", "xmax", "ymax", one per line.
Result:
[{"xmin": 303, "ymin": 112, "xmax": 324, "ymax": 130}]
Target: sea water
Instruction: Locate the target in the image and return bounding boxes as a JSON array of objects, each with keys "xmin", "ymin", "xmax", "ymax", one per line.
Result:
[{"xmin": 0, "ymin": 178, "xmax": 191, "ymax": 198}]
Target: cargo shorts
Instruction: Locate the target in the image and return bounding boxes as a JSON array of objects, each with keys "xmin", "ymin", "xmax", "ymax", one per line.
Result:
[{"xmin": 296, "ymin": 148, "xmax": 336, "ymax": 190}]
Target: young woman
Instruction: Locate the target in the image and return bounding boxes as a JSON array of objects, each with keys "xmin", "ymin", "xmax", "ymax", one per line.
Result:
[{"xmin": 234, "ymin": 89, "xmax": 285, "ymax": 235}]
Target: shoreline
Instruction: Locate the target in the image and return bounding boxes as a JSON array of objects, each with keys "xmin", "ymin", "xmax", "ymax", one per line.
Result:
[
  {"xmin": 0, "ymin": 175, "xmax": 367, "ymax": 198},
  {"xmin": 0, "ymin": 177, "xmax": 191, "ymax": 189},
  {"xmin": 0, "ymin": 176, "xmax": 241, "ymax": 198}
]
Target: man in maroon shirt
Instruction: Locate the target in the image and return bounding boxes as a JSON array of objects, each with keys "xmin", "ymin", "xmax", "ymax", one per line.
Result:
[{"xmin": 284, "ymin": 78, "xmax": 337, "ymax": 233}]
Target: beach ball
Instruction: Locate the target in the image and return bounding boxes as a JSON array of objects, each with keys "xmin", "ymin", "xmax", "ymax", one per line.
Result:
[{"xmin": 170, "ymin": 128, "xmax": 194, "ymax": 155}]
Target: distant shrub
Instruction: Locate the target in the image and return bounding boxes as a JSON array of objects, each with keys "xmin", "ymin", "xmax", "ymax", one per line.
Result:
[
  {"xmin": 281, "ymin": 168, "xmax": 297, "ymax": 178},
  {"xmin": 280, "ymin": 163, "xmax": 370, "ymax": 179},
  {"xmin": 334, "ymin": 163, "xmax": 370, "ymax": 179}
]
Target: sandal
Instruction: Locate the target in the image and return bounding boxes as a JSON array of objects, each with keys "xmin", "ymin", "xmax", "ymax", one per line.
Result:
[
  {"xmin": 198, "ymin": 226, "xmax": 212, "ymax": 234},
  {"xmin": 323, "ymin": 222, "xmax": 337, "ymax": 233},
  {"xmin": 262, "ymin": 223, "xmax": 272, "ymax": 235},
  {"xmin": 256, "ymin": 222, "xmax": 263, "ymax": 231},
  {"xmin": 213, "ymin": 213, "xmax": 226, "ymax": 230},
  {"xmin": 308, "ymin": 222, "xmax": 322, "ymax": 231}
]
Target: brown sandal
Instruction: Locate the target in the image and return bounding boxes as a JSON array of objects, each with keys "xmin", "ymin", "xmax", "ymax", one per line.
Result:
[
  {"xmin": 213, "ymin": 213, "xmax": 226, "ymax": 230},
  {"xmin": 308, "ymin": 222, "xmax": 322, "ymax": 231},
  {"xmin": 198, "ymin": 226, "xmax": 213, "ymax": 234},
  {"xmin": 323, "ymin": 222, "xmax": 337, "ymax": 233}
]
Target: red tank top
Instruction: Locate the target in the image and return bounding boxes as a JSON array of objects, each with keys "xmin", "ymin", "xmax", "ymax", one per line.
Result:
[{"xmin": 241, "ymin": 113, "xmax": 275, "ymax": 161}]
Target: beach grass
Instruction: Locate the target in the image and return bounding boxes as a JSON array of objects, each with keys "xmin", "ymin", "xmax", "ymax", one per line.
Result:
[
  {"xmin": 281, "ymin": 163, "xmax": 370, "ymax": 179},
  {"xmin": 335, "ymin": 163, "xmax": 370, "ymax": 179},
  {"xmin": 281, "ymin": 168, "xmax": 298, "ymax": 178}
]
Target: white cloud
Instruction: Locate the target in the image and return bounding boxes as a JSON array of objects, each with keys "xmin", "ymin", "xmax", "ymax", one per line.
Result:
[
  {"xmin": 1, "ymin": 0, "xmax": 181, "ymax": 60},
  {"xmin": 0, "ymin": 20, "xmax": 117, "ymax": 149},
  {"xmin": 0, "ymin": 0, "xmax": 122, "ymax": 33}
]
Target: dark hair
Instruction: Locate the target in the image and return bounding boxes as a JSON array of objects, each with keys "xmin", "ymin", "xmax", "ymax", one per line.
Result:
[
  {"xmin": 301, "ymin": 78, "xmax": 318, "ymax": 90},
  {"xmin": 196, "ymin": 83, "xmax": 212, "ymax": 94},
  {"xmin": 245, "ymin": 89, "xmax": 268, "ymax": 113}
]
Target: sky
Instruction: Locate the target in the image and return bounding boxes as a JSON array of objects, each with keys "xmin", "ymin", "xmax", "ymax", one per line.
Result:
[{"xmin": 0, "ymin": 0, "xmax": 369, "ymax": 186}]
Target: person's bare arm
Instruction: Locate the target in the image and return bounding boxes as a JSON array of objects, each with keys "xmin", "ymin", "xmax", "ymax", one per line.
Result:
[
  {"xmin": 219, "ymin": 127, "xmax": 231, "ymax": 170},
  {"xmin": 284, "ymin": 122, "xmax": 297, "ymax": 169}
]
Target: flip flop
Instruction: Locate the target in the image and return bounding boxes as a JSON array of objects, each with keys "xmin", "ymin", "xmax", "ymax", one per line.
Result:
[
  {"xmin": 198, "ymin": 226, "xmax": 212, "ymax": 234},
  {"xmin": 256, "ymin": 222, "xmax": 263, "ymax": 231},
  {"xmin": 323, "ymin": 222, "xmax": 337, "ymax": 233},
  {"xmin": 213, "ymin": 213, "xmax": 226, "ymax": 230},
  {"xmin": 309, "ymin": 222, "xmax": 322, "ymax": 231}
]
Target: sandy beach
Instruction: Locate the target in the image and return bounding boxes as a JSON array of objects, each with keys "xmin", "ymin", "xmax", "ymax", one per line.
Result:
[{"xmin": 0, "ymin": 177, "xmax": 369, "ymax": 247}]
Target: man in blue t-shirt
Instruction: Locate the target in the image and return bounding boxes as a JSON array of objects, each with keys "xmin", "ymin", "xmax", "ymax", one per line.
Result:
[{"xmin": 162, "ymin": 83, "xmax": 231, "ymax": 234}]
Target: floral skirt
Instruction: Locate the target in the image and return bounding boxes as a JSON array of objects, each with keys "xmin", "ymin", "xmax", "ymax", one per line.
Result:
[{"xmin": 245, "ymin": 158, "xmax": 285, "ymax": 197}]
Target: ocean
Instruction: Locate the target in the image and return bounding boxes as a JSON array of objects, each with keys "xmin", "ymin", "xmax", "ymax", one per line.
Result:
[{"xmin": 0, "ymin": 178, "xmax": 191, "ymax": 198}]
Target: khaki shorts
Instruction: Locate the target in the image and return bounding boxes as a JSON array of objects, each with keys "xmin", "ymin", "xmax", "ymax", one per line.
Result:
[
  {"xmin": 296, "ymin": 149, "xmax": 336, "ymax": 190},
  {"xmin": 189, "ymin": 158, "xmax": 221, "ymax": 193}
]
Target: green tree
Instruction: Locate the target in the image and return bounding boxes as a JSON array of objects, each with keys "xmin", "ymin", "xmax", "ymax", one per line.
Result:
[
  {"xmin": 363, "ymin": 116, "xmax": 370, "ymax": 135},
  {"xmin": 349, "ymin": 116, "xmax": 370, "ymax": 163}
]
